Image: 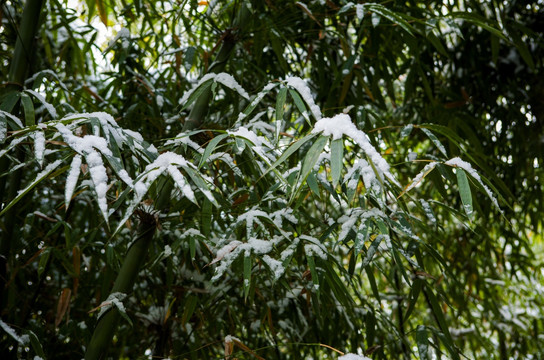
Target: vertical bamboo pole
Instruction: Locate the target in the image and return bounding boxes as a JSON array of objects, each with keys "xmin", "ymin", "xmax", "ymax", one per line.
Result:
[{"xmin": 85, "ymin": 211, "xmax": 157, "ymax": 360}]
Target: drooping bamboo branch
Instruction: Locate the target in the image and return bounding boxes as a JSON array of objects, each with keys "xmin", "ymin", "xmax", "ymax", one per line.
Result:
[{"xmin": 84, "ymin": 211, "xmax": 157, "ymax": 360}]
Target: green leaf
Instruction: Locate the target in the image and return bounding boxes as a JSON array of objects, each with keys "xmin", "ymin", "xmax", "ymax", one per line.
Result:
[
  {"xmin": 425, "ymin": 285, "xmax": 459, "ymax": 360},
  {"xmin": 361, "ymin": 233, "xmax": 381, "ymax": 267},
  {"xmin": 307, "ymin": 254, "xmax": 319, "ymax": 297},
  {"xmin": 275, "ymin": 87, "xmax": 287, "ymax": 142},
  {"xmin": 266, "ymin": 133, "xmax": 317, "ymax": 177},
  {"xmin": 198, "ymin": 133, "xmax": 228, "ymax": 169},
  {"xmin": 243, "ymin": 254, "xmax": 252, "ymax": 299},
  {"xmin": 416, "ymin": 325, "xmax": 431, "ymax": 360},
  {"xmin": 450, "ymin": 12, "xmax": 507, "ymax": 41},
  {"xmin": 201, "ymin": 198, "xmax": 212, "ymax": 236},
  {"xmin": 26, "ymin": 330, "xmax": 46, "ymax": 358},
  {"xmin": 293, "ymin": 135, "xmax": 328, "ymax": 200},
  {"xmin": 405, "ymin": 278, "xmax": 423, "ymax": 322},
  {"xmin": 421, "ymin": 128, "xmax": 447, "ymax": 157},
  {"xmin": 182, "ymin": 295, "xmax": 198, "ymax": 324},
  {"xmin": 456, "ymin": 168, "xmax": 473, "ymax": 219},
  {"xmin": 330, "ymin": 138, "xmax": 343, "ymax": 188},
  {"xmin": 0, "ymin": 113, "xmax": 6, "ymax": 143},
  {"xmin": 0, "ymin": 160, "xmax": 63, "ymax": 217},
  {"xmin": 20, "ymin": 92, "xmax": 35, "ymax": 126},
  {"xmin": 289, "ymin": 89, "xmax": 310, "ymax": 125},
  {"xmin": 38, "ymin": 247, "xmax": 51, "ymax": 277},
  {"xmin": 180, "ymin": 79, "xmax": 213, "ymax": 111}
]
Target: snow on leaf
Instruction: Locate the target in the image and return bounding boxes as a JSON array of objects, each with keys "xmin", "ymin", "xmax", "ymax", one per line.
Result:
[
  {"xmin": 0, "ymin": 160, "xmax": 62, "ymax": 217},
  {"xmin": 0, "ymin": 319, "xmax": 30, "ymax": 345},
  {"xmin": 445, "ymin": 157, "xmax": 502, "ymax": 212},
  {"xmin": 86, "ymin": 151, "xmax": 110, "ymax": 222},
  {"xmin": 33, "ymin": 131, "xmax": 46, "ymax": 166},
  {"xmin": 180, "ymin": 72, "xmax": 249, "ymax": 106},
  {"xmin": 312, "ymin": 113, "xmax": 391, "ymax": 180},
  {"xmin": 97, "ymin": 292, "xmax": 132, "ymax": 326},
  {"xmin": 401, "ymin": 161, "xmax": 438, "ymax": 195},
  {"xmin": 285, "ymin": 76, "xmax": 322, "ymax": 120},
  {"xmin": 25, "ymin": 89, "xmax": 57, "ymax": 119},
  {"xmin": 0, "ymin": 110, "xmax": 23, "ymax": 128},
  {"xmin": 338, "ymin": 353, "xmax": 371, "ymax": 360},
  {"xmin": 0, "ymin": 115, "xmax": 6, "ymax": 143},
  {"xmin": 65, "ymin": 154, "xmax": 82, "ymax": 208}
]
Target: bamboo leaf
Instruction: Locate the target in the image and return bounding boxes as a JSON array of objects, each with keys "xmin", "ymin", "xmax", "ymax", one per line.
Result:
[
  {"xmin": 456, "ymin": 168, "xmax": 473, "ymax": 219},
  {"xmin": 275, "ymin": 87, "xmax": 287, "ymax": 142},
  {"xmin": 330, "ymin": 138, "xmax": 343, "ymax": 188},
  {"xmin": 0, "ymin": 159, "xmax": 63, "ymax": 217},
  {"xmin": 20, "ymin": 92, "xmax": 35, "ymax": 126},
  {"xmin": 244, "ymin": 254, "xmax": 252, "ymax": 299},
  {"xmin": 416, "ymin": 325, "xmax": 431, "ymax": 360},
  {"xmin": 198, "ymin": 133, "xmax": 228, "ymax": 169}
]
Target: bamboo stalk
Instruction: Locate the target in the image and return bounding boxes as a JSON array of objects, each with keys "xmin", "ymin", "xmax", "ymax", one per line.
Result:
[
  {"xmin": 84, "ymin": 211, "xmax": 157, "ymax": 360},
  {"xmin": 0, "ymin": 0, "xmax": 44, "ymax": 312}
]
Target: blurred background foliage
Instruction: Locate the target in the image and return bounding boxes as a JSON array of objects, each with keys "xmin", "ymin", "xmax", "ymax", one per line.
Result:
[{"xmin": 0, "ymin": 0, "xmax": 543, "ymax": 359}]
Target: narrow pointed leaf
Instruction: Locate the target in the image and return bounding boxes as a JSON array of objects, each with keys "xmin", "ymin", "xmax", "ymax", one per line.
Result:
[
  {"xmin": 198, "ymin": 133, "xmax": 228, "ymax": 169},
  {"xmin": 456, "ymin": 168, "xmax": 473, "ymax": 219},
  {"xmin": 0, "ymin": 159, "xmax": 63, "ymax": 217},
  {"xmin": 330, "ymin": 138, "xmax": 343, "ymax": 188},
  {"xmin": 20, "ymin": 92, "xmax": 35, "ymax": 126}
]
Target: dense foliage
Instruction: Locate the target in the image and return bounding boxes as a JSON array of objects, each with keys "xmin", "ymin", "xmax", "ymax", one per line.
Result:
[{"xmin": 1, "ymin": 0, "xmax": 542, "ymax": 359}]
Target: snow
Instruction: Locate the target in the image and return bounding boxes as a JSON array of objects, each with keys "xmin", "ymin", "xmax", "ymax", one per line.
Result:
[
  {"xmin": 262, "ymin": 254, "xmax": 284, "ymax": 279},
  {"xmin": 404, "ymin": 161, "xmax": 437, "ymax": 193},
  {"xmin": 407, "ymin": 151, "xmax": 417, "ymax": 161},
  {"xmin": 85, "ymin": 151, "xmax": 110, "ymax": 219},
  {"xmin": 133, "ymin": 152, "xmax": 196, "ymax": 203},
  {"xmin": 338, "ymin": 353, "xmax": 371, "ymax": 360},
  {"xmin": 295, "ymin": 2, "xmax": 311, "ymax": 14},
  {"xmin": 0, "ymin": 110, "xmax": 24, "ymax": 128},
  {"xmin": 285, "ymin": 76, "xmax": 322, "ymax": 120},
  {"xmin": 165, "ymin": 135, "xmax": 203, "ymax": 153},
  {"xmin": 312, "ymin": 113, "xmax": 391, "ymax": 177},
  {"xmin": 344, "ymin": 159, "xmax": 380, "ymax": 193},
  {"xmin": 300, "ymin": 235, "xmax": 327, "ymax": 260},
  {"xmin": 25, "ymin": 89, "xmax": 57, "ymax": 118},
  {"xmin": 33, "ymin": 131, "xmax": 46, "ymax": 166},
  {"xmin": 420, "ymin": 199, "xmax": 436, "ymax": 223},
  {"xmin": 445, "ymin": 157, "xmax": 501, "ymax": 211},
  {"xmin": 237, "ymin": 82, "xmax": 278, "ymax": 122},
  {"xmin": 156, "ymin": 95, "xmax": 164, "ymax": 108},
  {"xmin": 98, "ymin": 292, "xmax": 128, "ymax": 319},
  {"xmin": 338, "ymin": 208, "xmax": 386, "ymax": 242},
  {"xmin": 65, "ymin": 154, "xmax": 82, "ymax": 207},
  {"xmin": 0, "ymin": 319, "xmax": 29, "ymax": 345},
  {"xmin": 355, "ymin": 4, "xmax": 365, "ymax": 19}
]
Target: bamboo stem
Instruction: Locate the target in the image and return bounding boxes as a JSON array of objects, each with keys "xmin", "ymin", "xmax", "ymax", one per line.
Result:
[{"xmin": 84, "ymin": 212, "xmax": 157, "ymax": 360}]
